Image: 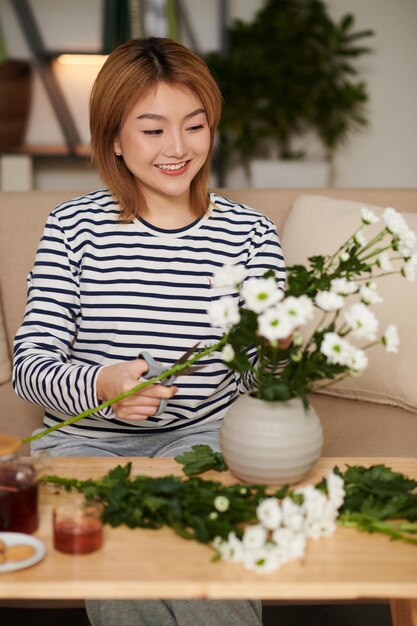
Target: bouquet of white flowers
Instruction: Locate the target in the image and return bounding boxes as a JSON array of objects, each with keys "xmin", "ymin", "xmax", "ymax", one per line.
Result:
[{"xmin": 207, "ymin": 206, "xmax": 417, "ymax": 407}]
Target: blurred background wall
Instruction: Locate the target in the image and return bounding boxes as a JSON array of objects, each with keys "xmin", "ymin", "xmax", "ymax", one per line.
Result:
[{"xmin": 0, "ymin": 0, "xmax": 416, "ymax": 190}]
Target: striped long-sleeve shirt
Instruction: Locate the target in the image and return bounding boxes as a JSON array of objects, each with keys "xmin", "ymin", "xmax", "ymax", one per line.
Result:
[{"xmin": 13, "ymin": 190, "xmax": 285, "ymax": 438}]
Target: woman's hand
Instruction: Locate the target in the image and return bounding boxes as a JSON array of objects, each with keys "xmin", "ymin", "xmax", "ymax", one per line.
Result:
[{"xmin": 96, "ymin": 359, "xmax": 178, "ymax": 421}]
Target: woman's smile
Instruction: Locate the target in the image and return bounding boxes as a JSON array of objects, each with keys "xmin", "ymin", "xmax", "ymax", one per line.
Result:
[{"xmin": 154, "ymin": 160, "xmax": 191, "ymax": 175}]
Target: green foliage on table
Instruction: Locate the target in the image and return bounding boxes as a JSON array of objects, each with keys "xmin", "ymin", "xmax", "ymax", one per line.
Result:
[
  {"xmin": 43, "ymin": 462, "xmax": 273, "ymax": 543},
  {"xmin": 335, "ymin": 464, "xmax": 417, "ymax": 545},
  {"xmin": 43, "ymin": 453, "xmax": 417, "ymax": 548}
]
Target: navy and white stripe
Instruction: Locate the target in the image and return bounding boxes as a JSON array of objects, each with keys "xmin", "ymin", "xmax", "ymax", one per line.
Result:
[{"xmin": 13, "ymin": 190, "xmax": 285, "ymax": 438}]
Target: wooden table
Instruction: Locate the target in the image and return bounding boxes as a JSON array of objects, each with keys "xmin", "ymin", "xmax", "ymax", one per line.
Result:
[{"xmin": 0, "ymin": 457, "xmax": 416, "ymax": 626}]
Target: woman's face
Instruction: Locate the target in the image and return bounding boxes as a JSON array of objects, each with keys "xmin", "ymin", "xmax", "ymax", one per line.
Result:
[{"xmin": 114, "ymin": 82, "xmax": 211, "ymax": 208}]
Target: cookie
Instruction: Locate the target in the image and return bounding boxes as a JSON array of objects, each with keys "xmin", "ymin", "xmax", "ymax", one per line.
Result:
[
  {"xmin": 0, "ymin": 539, "xmax": 6, "ymax": 553},
  {"xmin": 5, "ymin": 544, "xmax": 36, "ymax": 561}
]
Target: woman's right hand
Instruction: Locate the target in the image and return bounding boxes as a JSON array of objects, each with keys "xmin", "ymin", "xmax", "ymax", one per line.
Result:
[{"xmin": 96, "ymin": 359, "xmax": 178, "ymax": 421}]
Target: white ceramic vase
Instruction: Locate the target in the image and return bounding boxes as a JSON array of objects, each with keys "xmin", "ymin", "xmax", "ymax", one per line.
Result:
[{"xmin": 220, "ymin": 395, "xmax": 323, "ymax": 485}]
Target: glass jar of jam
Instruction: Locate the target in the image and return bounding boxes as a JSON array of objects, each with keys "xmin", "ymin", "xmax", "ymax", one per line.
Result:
[{"xmin": 0, "ymin": 434, "xmax": 39, "ymax": 534}]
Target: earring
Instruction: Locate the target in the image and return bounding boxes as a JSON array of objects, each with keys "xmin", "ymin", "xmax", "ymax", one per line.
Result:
[{"xmin": 115, "ymin": 151, "xmax": 122, "ymax": 157}]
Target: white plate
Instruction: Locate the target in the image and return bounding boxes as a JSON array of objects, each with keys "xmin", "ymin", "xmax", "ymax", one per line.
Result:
[{"xmin": 0, "ymin": 532, "xmax": 47, "ymax": 573}]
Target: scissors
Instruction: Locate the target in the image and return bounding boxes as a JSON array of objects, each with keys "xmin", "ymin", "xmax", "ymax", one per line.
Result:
[{"xmin": 138, "ymin": 342, "xmax": 205, "ymax": 416}]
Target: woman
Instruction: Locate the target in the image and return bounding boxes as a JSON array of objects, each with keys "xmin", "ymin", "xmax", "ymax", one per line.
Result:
[{"xmin": 13, "ymin": 37, "xmax": 285, "ymax": 625}]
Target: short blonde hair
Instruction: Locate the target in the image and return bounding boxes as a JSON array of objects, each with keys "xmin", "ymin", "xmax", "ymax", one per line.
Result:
[{"xmin": 90, "ymin": 37, "xmax": 222, "ymax": 221}]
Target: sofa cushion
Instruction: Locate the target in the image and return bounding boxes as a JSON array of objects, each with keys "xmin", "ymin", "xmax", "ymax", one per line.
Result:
[
  {"xmin": 0, "ymin": 295, "xmax": 12, "ymax": 385},
  {"xmin": 281, "ymin": 194, "xmax": 417, "ymax": 412}
]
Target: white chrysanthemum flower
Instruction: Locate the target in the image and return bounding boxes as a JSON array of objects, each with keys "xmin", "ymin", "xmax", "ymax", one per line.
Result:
[
  {"xmin": 361, "ymin": 207, "xmax": 380, "ymax": 225},
  {"xmin": 344, "ymin": 303, "xmax": 379, "ymax": 341},
  {"xmin": 346, "ymin": 346, "xmax": 368, "ymax": 373},
  {"xmin": 214, "ymin": 495, "xmax": 230, "ymax": 512},
  {"xmin": 207, "ymin": 297, "xmax": 240, "ymax": 330},
  {"xmin": 383, "ymin": 207, "xmax": 409, "ymax": 237},
  {"xmin": 315, "ymin": 291, "xmax": 344, "ymax": 312},
  {"xmin": 257, "ymin": 305, "xmax": 294, "ymax": 342},
  {"xmin": 326, "ymin": 472, "xmax": 345, "ymax": 510},
  {"xmin": 282, "ymin": 295, "xmax": 314, "ymax": 326},
  {"xmin": 306, "ymin": 517, "xmax": 337, "ymax": 539},
  {"xmin": 212, "ymin": 264, "xmax": 246, "ymax": 288},
  {"xmin": 382, "ymin": 324, "xmax": 400, "ymax": 353},
  {"xmin": 281, "ymin": 497, "xmax": 304, "ymax": 532},
  {"xmin": 320, "ymin": 333, "xmax": 353, "ymax": 366},
  {"xmin": 339, "ymin": 251, "xmax": 350, "ymax": 263},
  {"xmin": 401, "ymin": 251, "xmax": 417, "ymax": 283},
  {"xmin": 215, "ymin": 482, "xmax": 340, "ymax": 574},
  {"xmin": 213, "ymin": 532, "xmax": 243, "ymax": 562},
  {"xmin": 398, "ymin": 229, "xmax": 417, "ymax": 259},
  {"xmin": 376, "ymin": 252, "xmax": 393, "ymax": 271},
  {"xmin": 242, "ymin": 545, "xmax": 282, "ymax": 573},
  {"xmin": 402, "ymin": 258, "xmax": 417, "ymax": 282},
  {"xmin": 242, "ymin": 524, "xmax": 268, "ymax": 550},
  {"xmin": 330, "ymin": 277, "xmax": 358, "ymax": 295},
  {"xmin": 241, "ymin": 277, "xmax": 284, "ymax": 313},
  {"xmin": 272, "ymin": 527, "xmax": 306, "ymax": 562},
  {"xmin": 221, "ymin": 344, "xmax": 235, "ymax": 362},
  {"xmin": 354, "ymin": 231, "xmax": 367, "ymax": 247},
  {"xmin": 407, "ymin": 251, "xmax": 417, "ymax": 269},
  {"xmin": 256, "ymin": 498, "xmax": 282, "ymax": 530},
  {"xmin": 359, "ymin": 282, "xmax": 383, "ymax": 305},
  {"xmin": 274, "ymin": 528, "xmax": 306, "ymax": 561}
]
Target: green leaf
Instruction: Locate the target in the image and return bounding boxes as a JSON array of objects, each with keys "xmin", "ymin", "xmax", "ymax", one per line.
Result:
[
  {"xmin": 175, "ymin": 445, "xmax": 228, "ymax": 476},
  {"xmin": 259, "ymin": 380, "xmax": 292, "ymax": 402}
]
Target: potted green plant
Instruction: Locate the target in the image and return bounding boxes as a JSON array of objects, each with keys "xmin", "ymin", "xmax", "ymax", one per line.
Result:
[
  {"xmin": 0, "ymin": 16, "xmax": 32, "ymax": 150},
  {"xmin": 205, "ymin": 0, "xmax": 374, "ymax": 186}
]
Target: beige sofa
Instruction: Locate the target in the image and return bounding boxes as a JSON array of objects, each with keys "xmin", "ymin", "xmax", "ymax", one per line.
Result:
[{"xmin": 1, "ymin": 187, "xmax": 416, "ymax": 456}]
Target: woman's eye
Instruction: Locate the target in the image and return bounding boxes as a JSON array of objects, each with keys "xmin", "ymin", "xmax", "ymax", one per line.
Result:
[
  {"xmin": 143, "ymin": 129, "xmax": 163, "ymax": 135},
  {"xmin": 187, "ymin": 124, "xmax": 205, "ymax": 132}
]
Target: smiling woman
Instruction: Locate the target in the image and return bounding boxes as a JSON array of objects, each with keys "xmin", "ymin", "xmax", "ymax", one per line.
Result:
[{"xmin": 13, "ymin": 36, "xmax": 287, "ymax": 626}]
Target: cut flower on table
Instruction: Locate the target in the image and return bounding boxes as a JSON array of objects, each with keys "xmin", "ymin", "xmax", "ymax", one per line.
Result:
[{"xmin": 213, "ymin": 471, "xmax": 344, "ymax": 573}]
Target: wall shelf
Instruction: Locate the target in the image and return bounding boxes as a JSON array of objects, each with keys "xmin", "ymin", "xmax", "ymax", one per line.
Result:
[
  {"xmin": 1, "ymin": 144, "xmax": 90, "ymax": 159},
  {"xmin": 10, "ymin": 0, "xmax": 99, "ymax": 158}
]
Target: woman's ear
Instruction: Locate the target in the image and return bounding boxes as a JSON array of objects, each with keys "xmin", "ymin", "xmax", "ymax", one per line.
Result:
[{"xmin": 114, "ymin": 139, "xmax": 122, "ymax": 157}]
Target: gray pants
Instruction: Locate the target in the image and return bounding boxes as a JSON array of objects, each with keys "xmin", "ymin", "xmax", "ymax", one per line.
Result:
[{"xmin": 32, "ymin": 425, "xmax": 263, "ymax": 626}]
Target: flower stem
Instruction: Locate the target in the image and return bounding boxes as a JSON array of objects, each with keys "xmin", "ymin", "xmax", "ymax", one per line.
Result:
[
  {"xmin": 323, "ymin": 230, "xmax": 361, "ymax": 271},
  {"xmin": 21, "ymin": 339, "xmax": 226, "ymax": 445},
  {"xmin": 339, "ymin": 515, "xmax": 417, "ymax": 546},
  {"xmin": 356, "ymin": 229, "xmax": 387, "ymax": 256},
  {"xmin": 357, "ymin": 243, "xmax": 393, "ymax": 263}
]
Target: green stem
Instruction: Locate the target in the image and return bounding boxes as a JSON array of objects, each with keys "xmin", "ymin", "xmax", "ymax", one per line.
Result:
[
  {"xmin": 357, "ymin": 244, "xmax": 393, "ymax": 263},
  {"xmin": 356, "ymin": 229, "xmax": 387, "ymax": 256},
  {"xmin": 313, "ymin": 373, "xmax": 350, "ymax": 391},
  {"xmin": 339, "ymin": 516, "xmax": 417, "ymax": 546},
  {"xmin": 302, "ymin": 310, "xmax": 329, "ymax": 351},
  {"xmin": 21, "ymin": 338, "xmax": 226, "ymax": 445},
  {"xmin": 354, "ymin": 270, "xmax": 401, "ymax": 283},
  {"xmin": 323, "ymin": 230, "xmax": 361, "ymax": 272}
]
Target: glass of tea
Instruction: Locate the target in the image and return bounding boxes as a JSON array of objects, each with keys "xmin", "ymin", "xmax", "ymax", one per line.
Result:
[
  {"xmin": 0, "ymin": 434, "xmax": 42, "ymax": 534},
  {"xmin": 53, "ymin": 500, "xmax": 104, "ymax": 555}
]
